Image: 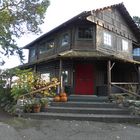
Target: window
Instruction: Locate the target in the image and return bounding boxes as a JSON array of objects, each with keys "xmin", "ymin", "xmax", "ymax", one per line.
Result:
[
  {"xmin": 61, "ymin": 34, "xmax": 69, "ymax": 46},
  {"xmin": 133, "ymin": 48, "xmax": 140, "ymax": 56},
  {"xmin": 41, "ymin": 73, "xmax": 50, "ymax": 82},
  {"xmin": 48, "ymin": 40, "xmax": 55, "ymax": 49},
  {"xmin": 62, "ymin": 70, "xmax": 69, "ymax": 84},
  {"xmin": 122, "ymin": 40, "xmax": 128, "ymax": 51},
  {"xmin": 30, "ymin": 48, "xmax": 36, "ymax": 61},
  {"xmin": 39, "ymin": 45, "xmax": 47, "ymax": 54},
  {"xmin": 78, "ymin": 27, "xmax": 93, "ymax": 39},
  {"xmin": 104, "ymin": 32, "xmax": 112, "ymax": 46},
  {"xmin": 39, "ymin": 40, "xmax": 55, "ymax": 54}
]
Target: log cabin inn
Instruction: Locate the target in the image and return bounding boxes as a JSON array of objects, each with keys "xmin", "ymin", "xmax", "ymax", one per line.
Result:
[{"xmin": 21, "ymin": 3, "xmax": 140, "ymax": 97}]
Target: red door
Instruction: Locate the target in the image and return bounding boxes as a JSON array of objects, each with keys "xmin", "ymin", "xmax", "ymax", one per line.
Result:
[{"xmin": 75, "ymin": 64, "xmax": 94, "ymax": 95}]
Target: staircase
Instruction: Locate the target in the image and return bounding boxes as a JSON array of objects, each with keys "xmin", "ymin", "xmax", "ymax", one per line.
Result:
[{"xmin": 23, "ymin": 95, "xmax": 140, "ymax": 123}]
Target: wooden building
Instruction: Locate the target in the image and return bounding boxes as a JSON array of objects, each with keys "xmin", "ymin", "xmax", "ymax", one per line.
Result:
[{"xmin": 22, "ymin": 3, "xmax": 140, "ymax": 96}]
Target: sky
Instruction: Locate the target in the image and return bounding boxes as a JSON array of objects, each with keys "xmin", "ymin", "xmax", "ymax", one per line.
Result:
[{"xmin": 1, "ymin": 0, "xmax": 140, "ymax": 69}]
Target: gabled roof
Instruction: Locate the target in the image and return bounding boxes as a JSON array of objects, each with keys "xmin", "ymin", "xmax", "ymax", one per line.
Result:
[
  {"xmin": 23, "ymin": 3, "xmax": 140, "ymax": 49},
  {"xmin": 91, "ymin": 3, "xmax": 140, "ymax": 43}
]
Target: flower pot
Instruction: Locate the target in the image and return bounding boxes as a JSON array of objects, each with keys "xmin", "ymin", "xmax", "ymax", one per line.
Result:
[
  {"xmin": 40, "ymin": 104, "xmax": 48, "ymax": 112},
  {"xmin": 33, "ymin": 104, "xmax": 41, "ymax": 113}
]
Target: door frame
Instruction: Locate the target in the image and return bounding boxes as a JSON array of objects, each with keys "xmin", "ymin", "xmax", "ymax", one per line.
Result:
[{"xmin": 74, "ymin": 63, "xmax": 94, "ymax": 95}]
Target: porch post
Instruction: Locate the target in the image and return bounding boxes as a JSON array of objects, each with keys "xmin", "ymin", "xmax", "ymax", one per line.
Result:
[
  {"xmin": 107, "ymin": 60, "xmax": 111, "ymax": 96},
  {"xmin": 138, "ymin": 66, "xmax": 140, "ymax": 95},
  {"xmin": 59, "ymin": 58, "xmax": 63, "ymax": 93},
  {"xmin": 33, "ymin": 65, "xmax": 37, "ymax": 73}
]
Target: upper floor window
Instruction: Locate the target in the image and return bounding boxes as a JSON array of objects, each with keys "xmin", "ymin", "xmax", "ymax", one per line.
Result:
[
  {"xmin": 30, "ymin": 48, "xmax": 36, "ymax": 61},
  {"xmin": 78, "ymin": 27, "xmax": 93, "ymax": 39},
  {"xmin": 48, "ymin": 40, "xmax": 55, "ymax": 49},
  {"xmin": 104, "ymin": 32, "xmax": 112, "ymax": 46},
  {"xmin": 39, "ymin": 40, "xmax": 55, "ymax": 54},
  {"xmin": 61, "ymin": 33, "xmax": 69, "ymax": 47},
  {"xmin": 122, "ymin": 39, "xmax": 129, "ymax": 51},
  {"xmin": 133, "ymin": 48, "xmax": 140, "ymax": 56},
  {"xmin": 39, "ymin": 44, "xmax": 47, "ymax": 54}
]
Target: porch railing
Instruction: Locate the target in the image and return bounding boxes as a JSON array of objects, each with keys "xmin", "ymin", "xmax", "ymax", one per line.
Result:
[{"xmin": 111, "ymin": 82, "xmax": 140, "ymax": 99}]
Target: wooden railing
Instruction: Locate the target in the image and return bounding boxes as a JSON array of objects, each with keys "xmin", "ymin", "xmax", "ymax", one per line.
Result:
[{"xmin": 111, "ymin": 82, "xmax": 140, "ymax": 99}]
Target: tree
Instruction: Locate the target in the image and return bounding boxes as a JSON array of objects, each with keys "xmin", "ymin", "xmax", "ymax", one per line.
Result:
[
  {"xmin": 0, "ymin": 0, "xmax": 50, "ymax": 65},
  {"xmin": 133, "ymin": 16, "xmax": 140, "ymax": 29}
]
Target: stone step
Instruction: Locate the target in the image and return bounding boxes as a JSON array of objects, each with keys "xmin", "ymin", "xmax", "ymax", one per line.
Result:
[
  {"xmin": 50, "ymin": 101, "xmax": 118, "ymax": 108},
  {"xmin": 23, "ymin": 112, "xmax": 140, "ymax": 123},
  {"xmin": 47, "ymin": 106, "xmax": 130, "ymax": 115},
  {"xmin": 68, "ymin": 95, "xmax": 108, "ymax": 102}
]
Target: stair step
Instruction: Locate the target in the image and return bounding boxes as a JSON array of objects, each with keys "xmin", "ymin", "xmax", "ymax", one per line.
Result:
[
  {"xmin": 47, "ymin": 106, "xmax": 130, "ymax": 115},
  {"xmin": 68, "ymin": 95, "xmax": 108, "ymax": 102},
  {"xmin": 23, "ymin": 112, "xmax": 140, "ymax": 123},
  {"xmin": 50, "ymin": 101, "xmax": 118, "ymax": 108}
]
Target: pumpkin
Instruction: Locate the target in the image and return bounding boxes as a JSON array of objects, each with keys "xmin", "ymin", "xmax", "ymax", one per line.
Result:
[
  {"xmin": 60, "ymin": 92, "xmax": 67, "ymax": 97},
  {"xmin": 54, "ymin": 95, "xmax": 60, "ymax": 102},
  {"xmin": 60, "ymin": 96, "xmax": 67, "ymax": 102}
]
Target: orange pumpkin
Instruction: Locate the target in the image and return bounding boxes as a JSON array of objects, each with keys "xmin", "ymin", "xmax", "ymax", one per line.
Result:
[
  {"xmin": 60, "ymin": 92, "xmax": 67, "ymax": 97},
  {"xmin": 60, "ymin": 96, "xmax": 67, "ymax": 102},
  {"xmin": 54, "ymin": 95, "xmax": 60, "ymax": 102}
]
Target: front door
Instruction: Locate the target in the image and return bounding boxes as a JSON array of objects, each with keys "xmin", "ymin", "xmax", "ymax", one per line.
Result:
[{"xmin": 75, "ymin": 64, "xmax": 94, "ymax": 95}]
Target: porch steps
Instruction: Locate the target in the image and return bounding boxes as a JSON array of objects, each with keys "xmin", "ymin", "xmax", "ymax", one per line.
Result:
[
  {"xmin": 68, "ymin": 95, "xmax": 108, "ymax": 102},
  {"xmin": 23, "ymin": 113, "xmax": 140, "ymax": 123},
  {"xmin": 22, "ymin": 95, "xmax": 140, "ymax": 123},
  {"xmin": 51, "ymin": 101, "xmax": 119, "ymax": 108},
  {"xmin": 47, "ymin": 106, "xmax": 130, "ymax": 115}
]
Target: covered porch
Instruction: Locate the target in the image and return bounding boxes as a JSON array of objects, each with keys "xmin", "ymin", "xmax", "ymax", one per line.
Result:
[{"xmin": 58, "ymin": 50, "xmax": 140, "ymax": 97}]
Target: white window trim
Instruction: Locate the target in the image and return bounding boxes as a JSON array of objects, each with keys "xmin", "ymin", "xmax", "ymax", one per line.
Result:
[
  {"xmin": 103, "ymin": 32, "xmax": 112, "ymax": 46},
  {"xmin": 122, "ymin": 39, "xmax": 129, "ymax": 52}
]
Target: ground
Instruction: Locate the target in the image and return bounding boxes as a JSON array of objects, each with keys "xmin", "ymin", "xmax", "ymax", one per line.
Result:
[{"xmin": 0, "ymin": 109, "xmax": 140, "ymax": 140}]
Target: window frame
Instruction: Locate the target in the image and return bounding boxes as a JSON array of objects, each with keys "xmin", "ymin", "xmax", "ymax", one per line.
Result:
[
  {"xmin": 103, "ymin": 32, "xmax": 112, "ymax": 47},
  {"xmin": 61, "ymin": 33, "xmax": 70, "ymax": 47},
  {"xmin": 77, "ymin": 26, "xmax": 93, "ymax": 40},
  {"xmin": 121, "ymin": 39, "xmax": 129, "ymax": 52},
  {"xmin": 133, "ymin": 48, "xmax": 140, "ymax": 56},
  {"xmin": 39, "ymin": 39, "xmax": 55, "ymax": 54},
  {"xmin": 29, "ymin": 47, "xmax": 36, "ymax": 61}
]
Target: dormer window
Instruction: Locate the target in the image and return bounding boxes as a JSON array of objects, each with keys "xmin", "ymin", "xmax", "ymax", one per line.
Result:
[
  {"xmin": 104, "ymin": 32, "xmax": 112, "ymax": 46},
  {"xmin": 122, "ymin": 39, "xmax": 128, "ymax": 51},
  {"xmin": 78, "ymin": 27, "xmax": 93, "ymax": 39},
  {"xmin": 61, "ymin": 33, "xmax": 69, "ymax": 47}
]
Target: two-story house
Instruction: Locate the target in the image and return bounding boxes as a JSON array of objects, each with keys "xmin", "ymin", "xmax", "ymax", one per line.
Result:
[{"xmin": 21, "ymin": 3, "xmax": 140, "ymax": 96}]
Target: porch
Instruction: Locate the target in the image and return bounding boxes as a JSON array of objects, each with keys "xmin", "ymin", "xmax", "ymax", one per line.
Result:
[{"xmin": 30, "ymin": 57, "xmax": 139, "ymax": 97}]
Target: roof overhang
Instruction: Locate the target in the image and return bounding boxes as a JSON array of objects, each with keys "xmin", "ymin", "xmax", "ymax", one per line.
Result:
[{"xmin": 58, "ymin": 50, "xmax": 140, "ymax": 65}]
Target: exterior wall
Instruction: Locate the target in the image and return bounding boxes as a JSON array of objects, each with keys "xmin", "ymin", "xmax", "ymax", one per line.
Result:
[
  {"xmin": 87, "ymin": 8, "xmax": 137, "ymax": 42},
  {"xmin": 87, "ymin": 8, "xmax": 137, "ymax": 60},
  {"xmin": 73, "ymin": 23, "xmax": 96, "ymax": 50},
  {"xmin": 31, "ymin": 59, "xmax": 138, "ymax": 95},
  {"xmin": 96, "ymin": 25, "xmax": 133, "ymax": 60},
  {"xmin": 28, "ymin": 21, "xmax": 97, "ymax": 63}
]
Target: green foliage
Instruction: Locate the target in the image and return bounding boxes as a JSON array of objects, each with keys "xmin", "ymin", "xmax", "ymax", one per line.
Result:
[
  {"xmin": 133, "ymin": 16, "xmax": 140, "ymax": 28},
  {"xmin": 0, "ymin": 0, "xmax": 50, "ymax": 64},
  {"xmin": 11, "ymin": 68, "xmax": 35, "ymax": 100}
]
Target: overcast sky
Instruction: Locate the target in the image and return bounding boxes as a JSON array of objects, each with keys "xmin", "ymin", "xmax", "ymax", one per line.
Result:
[{"xmin": 1, "ymin": 0, "xmax": 140, "ymax": 69}]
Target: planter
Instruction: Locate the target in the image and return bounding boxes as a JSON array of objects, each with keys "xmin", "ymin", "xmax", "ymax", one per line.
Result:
[
  {"xmin": 40, "ymin": 104, "xmax": 48, "ymax": 112},
  {"xmin": 33, "ymin": 104, "xmax": 41, "ymax": 113}
]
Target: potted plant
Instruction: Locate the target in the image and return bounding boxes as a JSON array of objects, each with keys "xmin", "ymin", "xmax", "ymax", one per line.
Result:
[
  {"xmin": 24, "ymin": 103, "xmax": 33, "ymax": 113},
  {"xmin": 32, "ymin": 99, "xmax": 41, "ymax": 113},
  {"xmin": 40, "ymin": 98, "xmax": 49, "ymax": 112}
]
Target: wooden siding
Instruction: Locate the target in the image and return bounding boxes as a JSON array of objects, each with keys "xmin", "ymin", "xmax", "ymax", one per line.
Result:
[
  {"xmin": 87, "ymin": 8, "xmax": 137, "ymax": 42},
  {"xmin": 73, "ymin": 24, "xmax": 96, "ymax": 50},
  {"xmin": 96, "ymin": 25, "xmax": 133, "ymax": 60}
]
